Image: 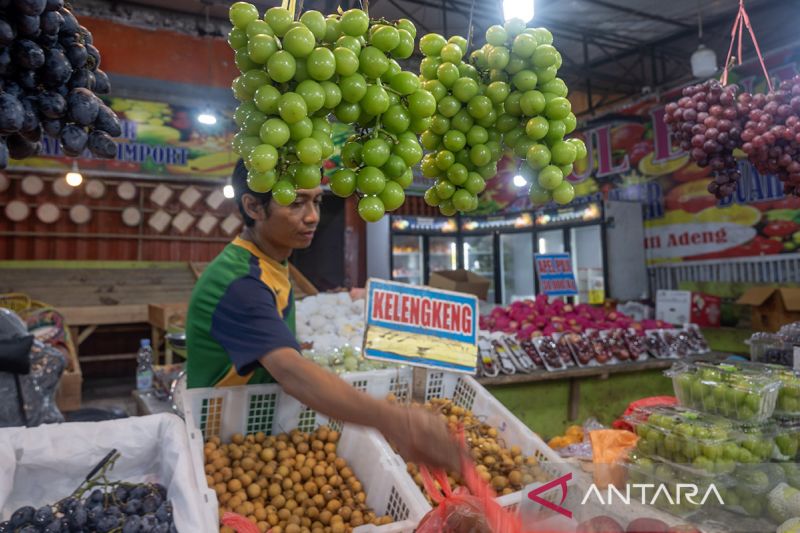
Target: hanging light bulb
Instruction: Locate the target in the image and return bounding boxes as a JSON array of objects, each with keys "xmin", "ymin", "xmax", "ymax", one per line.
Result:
[
  {"xmin": 65, "ymin": 162, "xmax": 83, "ymax": 187},
  {"xmin": 223, "ymin": 184, "xmax": 234, "ymax": 199},
  {"xmin": 691, "ymin": 8, "xmax": 717, "ymax": 78},
  {"xmin": 502, "ymin": 0, "xmax": 535, "ymax": 22}
]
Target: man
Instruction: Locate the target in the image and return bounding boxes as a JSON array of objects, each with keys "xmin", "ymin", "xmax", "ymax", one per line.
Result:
[{"xmin": 187, "ymin": 160, "xmax": 461, "ymax": 473}]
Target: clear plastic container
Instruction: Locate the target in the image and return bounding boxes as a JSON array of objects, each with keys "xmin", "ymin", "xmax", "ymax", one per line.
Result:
[
  {"xmin": 666, "ymin": 361, "xmax": 781, "ymax": 422},
  {"xmin": 625, "ymin": 405, "xmax": 775, "ymax": 475},
  {"xmin": 747, "ymin": 331, "xmax": 791, "ymax": 366},
  {"xmin": 772, "ymin": 416, "xmax": 800, "ymax": 462}
]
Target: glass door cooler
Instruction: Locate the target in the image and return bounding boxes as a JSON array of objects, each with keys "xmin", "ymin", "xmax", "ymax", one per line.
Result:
[
  {"xmin": 461, "ymin": 212, "xmax": 534, "ymax": 304},
  {"xmin": 390, "ymin": 216, "xmax": 458, "ymax": 286}
]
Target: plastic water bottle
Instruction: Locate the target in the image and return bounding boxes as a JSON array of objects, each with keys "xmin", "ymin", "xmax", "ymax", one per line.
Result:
[{"xmin": 136, "ymin": 339, "xmax": 154, "ymax": 392}]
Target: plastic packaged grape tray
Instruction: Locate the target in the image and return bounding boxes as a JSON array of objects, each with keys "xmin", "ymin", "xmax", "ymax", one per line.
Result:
[
  {"xmin": 624, "ymin": 405, "xmax": 775, "ymax": 477},
  {"xmin": 666, "ymin": 361, "xmax": 781, "ymax": 422},
  {"xmin": 712, "ymin": 360, "xmax": 800, "ymax": 418},
  {"xmin": 180, "ymin": 374, "xmax": 429, "ymax": 533},
  {"xmin": 554, "ymin": 332, "xmax": 599, "ymax": 368},
  {"xmin": 622, "ymin": 452, "xmax": 726, "ymax": 518}
]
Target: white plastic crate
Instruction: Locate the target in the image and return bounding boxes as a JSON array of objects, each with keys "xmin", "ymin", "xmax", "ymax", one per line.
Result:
[
  {"xmin": 0, "ymin": 414, "xmax": 213, "ymax": 532},
  {"xmin": 182, "ymin": 380, "xmax": 429, "ymax": 533},
  {"xmin": 387, "ymin": 371, "xmax": 572, "ymax": 513}
]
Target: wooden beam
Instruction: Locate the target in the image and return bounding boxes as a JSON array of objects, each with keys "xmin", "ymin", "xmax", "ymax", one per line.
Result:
[{"xmin": 61, "ymin": 305, "xmax": 149, "ymax": 327}]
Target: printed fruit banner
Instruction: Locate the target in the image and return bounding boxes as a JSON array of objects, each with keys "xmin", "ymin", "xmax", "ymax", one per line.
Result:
[
  {"xmin": 7, "ymin": 96, "xmax": 355, "ymax": 182},
  {"xmin": 480, "ymin": 46, "xmax": 800, "ymax": 265}
]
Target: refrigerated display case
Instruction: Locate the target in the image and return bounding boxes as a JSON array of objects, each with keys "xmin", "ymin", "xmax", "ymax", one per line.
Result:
[
  {"xmin": 461, "ymin": 212, "xmax": 534, "ymax": 305},
  {"xmin": 390, "ymin": 216, "xmax": 458, "ymax": 285}
]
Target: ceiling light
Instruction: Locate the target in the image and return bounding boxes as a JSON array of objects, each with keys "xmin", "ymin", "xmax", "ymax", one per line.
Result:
[
  {"xmin": 502, "ymin": 0, "xmax": 535, "ymax": 22},
  {"xmin": 513, "ymin": 174, "xmax": 528, "ymax": 187},
  {"xmin": 197, "ymin": 110, "xmax": 218, "ymax": 125},
  {"xmin": 223, "ymin": 184, "xmax": 234, "ymax": 199},
  {"xmin": 691, "ymin": 44, "xmax": 717, "ymax": 78},
  {"xmin": 65, "ymin": 162, "xmax": 83, "ymax": 187}
]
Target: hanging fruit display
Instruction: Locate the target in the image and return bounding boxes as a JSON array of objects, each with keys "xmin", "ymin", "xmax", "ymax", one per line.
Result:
[
  {"xmin": 228, "ymin": 1, "xmax": 430, "ymax": 222},
  {"xmin": 0, "ymin": 2, "xmax": 121, "ymax": 168}
]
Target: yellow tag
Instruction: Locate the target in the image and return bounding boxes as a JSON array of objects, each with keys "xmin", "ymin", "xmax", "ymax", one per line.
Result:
[{"xmin": 588, "ymin": 289, "xmax": 605, "ymax": 305}]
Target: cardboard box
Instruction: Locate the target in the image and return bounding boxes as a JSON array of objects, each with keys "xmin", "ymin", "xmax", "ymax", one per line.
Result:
[
  {"xmin": 737, "ymin": 287, "xmax": 800, "ymax": 332},
  {"xmin": 428, "ymin": 269, "xmax": 491, "ymax": 301},
  {"xmin": 55, "ymin": 346, "xmax": 82, "ymax": 412}
]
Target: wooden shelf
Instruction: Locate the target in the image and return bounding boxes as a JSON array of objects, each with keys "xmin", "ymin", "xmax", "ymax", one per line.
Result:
[{"xmin": 477, "ymin": 352, "xmax": 728, "ymax": 387}]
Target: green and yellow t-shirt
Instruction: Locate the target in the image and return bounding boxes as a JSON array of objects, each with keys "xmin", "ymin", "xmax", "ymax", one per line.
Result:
[{"xmin": 186, "ymin": 236, "xmax": 299, "ymax": 388}]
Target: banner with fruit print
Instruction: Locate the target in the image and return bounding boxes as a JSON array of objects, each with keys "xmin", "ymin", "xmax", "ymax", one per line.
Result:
[
  {"xmin": 6, "ymin": 96, "xmax": 355, "ymax": 181},
  {"xmin": 479, "ymin": 45, "xmax": 800, "ymax": 264}
]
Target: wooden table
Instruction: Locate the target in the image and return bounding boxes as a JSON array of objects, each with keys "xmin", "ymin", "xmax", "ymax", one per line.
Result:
[
  {"xmin": 478, "ymin": 352, "xmax": 729, "ymax": 420},
  {"xmin": 148, "ymin": 303, "xmax": 188, "ymax": 365}
]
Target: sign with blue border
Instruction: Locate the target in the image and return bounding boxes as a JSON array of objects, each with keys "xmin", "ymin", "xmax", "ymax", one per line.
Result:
[
  {"xmin": 363, "ymin": 278, "xmax": 478, "ymax": 373},
  {"xmin": 535, "ymin": 253, "xmax": 578, "ymax": 297}
]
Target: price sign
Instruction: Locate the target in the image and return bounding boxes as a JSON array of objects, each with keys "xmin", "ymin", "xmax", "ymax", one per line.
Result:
[
  {"xmin": 363, "ymin": 278, "xmax": 478, "ymax": 373},
  {"xmin": 535, "ymin": 253, "xmax": 578, "ymax": 297}
]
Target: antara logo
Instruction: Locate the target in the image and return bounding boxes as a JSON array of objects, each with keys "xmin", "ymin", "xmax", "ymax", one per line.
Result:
[
  {"xmin": 526, "ymin": 473, "xmax": 724, "ymax": 518},
  {"xmin": 581, "ymin": 483, "xmax": 724, "ymax": 507}
]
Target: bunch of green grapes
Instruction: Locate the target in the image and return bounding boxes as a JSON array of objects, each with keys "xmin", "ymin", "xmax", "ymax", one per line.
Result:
[
  {"xmin": 474, "ymin": 19, "xmax": 587, "ymax": 206},
  {"xmin": 416, "ymin": 33, "xmax": 505, "ymax": 216},
  {"xmin": 228, "ymin": 2, "xmax": 430, "ymax": 221}
]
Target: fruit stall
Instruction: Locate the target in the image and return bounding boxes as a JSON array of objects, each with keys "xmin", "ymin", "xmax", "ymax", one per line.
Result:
[{"xmin": 4, "ymin": 0, "xmax": 800, "ymax": 532}]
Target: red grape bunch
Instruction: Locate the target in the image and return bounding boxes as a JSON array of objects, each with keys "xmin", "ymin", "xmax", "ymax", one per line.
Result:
[
  {"xmin": 0, "ymin": 1, "xmax": 120, "ymax": 168},
  {"xmin": 228, "ymin": 2, "xmax": 430, "ymax": 222},
  {"xmin": 741, "ymin": 76, "xmax": 800, "ymax": 196},
  {"xmin": 476, "ymin": 19, "xmax": 586, "ymax": 206},
  {"xmin": 664, "ymin": 80, "xmax": 746, "ymax": 199},
  {"xmin": 416, "ymin": 32, "xmax": 503, "ymax": 215}
]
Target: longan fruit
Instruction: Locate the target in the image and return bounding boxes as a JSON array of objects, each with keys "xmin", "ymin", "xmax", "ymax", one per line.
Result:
[
  {"xmin": 327, "ymin": 431, "xmax": 339, "ymax": 443},
  {"xmin": 319, "ymin": 510, "xmax": 332, "ymax": 525},
  {"xmin": 338, "ymin": 506, "xmax": 352, "ymax": 521},
  {"xmin": 213, "ymin": 472, "xmax": 224, "ymax": 484},
  {"xmin": 271, "ymin": 526, "xmax": 283, "ymax": 533},
  {"xmin": 257, "ymin": 521, "xmax": 269, "ymax": 533},
  {"xmin": 214, "ymin": 483, "xmax": 227, "ymax": 497},
  {"xmin": 325, "ymin": 500, "xmax": 341, "ymax": 513},
  {"xmin": 231, "ymin": 448, "xmax": 244, "ymax": 460},
  {"xmin": 340, "ymin": 467, "xmax": 353, "ymax": 480},
  {"xmin": 204, "ymin": 464, "xmax": 215, "ymax": 476},
  {"xmin": 235, "ymin": 504, "xmax": 248, "ymax": 516},
  {"xmin": 297, "ymin": 442, "xmax": 310, "ymax": 454},
  {"xmin": 285, "ymin": 523, "xmax": 301, "ymax": 533},
  {"xmin": 221, "ymin": 526, "xmax": 236, "ymax": 533},
  {"xmin": 323, "ymin": 443, "xmax": 336, "ymax": 454},
  {"xmin": 272, "ymin": 495, "xmax": 287, "ymax": 509},
  {"xmin": 286, "ymin": 500, "xmax": 298, "ymax": 512},
  {"xmin": 228, "ymin": 479, "xmax": 243, "ymax": 492},
  {"xmin": 291, "ymin": 471, "xmax": 302, "ymax": 484},
  {"xmin": 240, "ymin": 474, "xmax": 253, "ymax": 487},
  {"xmin": 304, "ymin": 481, "xmax": 318, "ymax": 496},
  {"xmin": 355, "ymin": 492, "xmax": 366, "ymax": 504},
  {"xmin": 330, "ymin": 523, "xmax": 345, "ymax": 533},
  {"xmin": 268, "ymin": 514, "xmax": 280, "ymax": 526},
  {"xmin": 233, "ymin": 467, "xmax": 245, "ymax": 478},
  {"xmin": 283, "ymin": 478, "xmax": 294, "ymax": 490},
  {"xmin": 247, "ymin": 483, "xmax": 262, "ymax": 498},
  {"xmin": 315, "ymin": 451, "xmax": 326, "ymax": 461},
  {"xmin": 261, "ymin": 448, "xmax": 276, "ymax": 462},
  {"xmin": 312, "ymin": 441, "xmax": 324, "ymax": 452},
  {"xmin": 312, "ymin": 494, "xmax": 325, "ymax": 508},
  {"xmin": 278, "ymin": 508, "xmax": 292, "ymax": 521},
  {"xmin": 306, "ymin": 507, "xmax": 320, "ymax": 520},
  {"xmin": 219, "ymin": 493, "xmax": 232, "ymax": 505},
  {"xmin": 278, "ymin": 465, "xmax": 291, "ymax": 477}
]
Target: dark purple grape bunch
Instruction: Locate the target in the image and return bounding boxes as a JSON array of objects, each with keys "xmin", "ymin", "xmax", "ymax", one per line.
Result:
[
  {"xmin": 0, "ymin": 0, "xmax": 121, "ymax": 169},
  {"xmin": 664, "ymin": 79, "xmax": 747, "ymax": 199},
  {"xmin": 742, "ymin": 76, "xmax": 800, "ymax": 196},
  {"xmin": 0, "ymin": 483, "xmax": 176, "ymax": 533}
]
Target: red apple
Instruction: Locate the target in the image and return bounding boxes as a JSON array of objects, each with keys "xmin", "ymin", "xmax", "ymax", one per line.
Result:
[
  {"xmin": 577, "ymin": 516, "xmax": 625, "ymax": 533},
  {"xmin": 627, "ymin": 518, "xmax": 669, "ymax": 533}
]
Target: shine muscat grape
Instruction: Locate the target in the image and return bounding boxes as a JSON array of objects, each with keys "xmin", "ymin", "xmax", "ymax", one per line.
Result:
[
  {"xmin": 228, "ymin": 2, "xmax": 430, "ymax": 222},
  {"xmin": 476, "ymin": 19, "xmax": 586, "ymax": 207},
  {"xmin": 0, "ymin": 2, "xmax": 120, "ymax": 167},
  {"xmin": 417, "ymin": 31, "xmax": 504, "ymax": 215}
]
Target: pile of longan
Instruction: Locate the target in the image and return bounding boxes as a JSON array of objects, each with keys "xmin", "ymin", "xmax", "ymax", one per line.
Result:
[
  {"xmin": 203, "ymin": 425, "xmax": 394, "ymax": 533},
  {"xmin": 405, "ymin": 398, "xmax": 552, "ymax": 503}
]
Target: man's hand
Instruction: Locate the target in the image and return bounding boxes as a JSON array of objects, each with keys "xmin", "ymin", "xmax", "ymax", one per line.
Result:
[
  {"xmin": 261, "ymin": 348, "xmax": 465, "ymax": 473},
  {"xmin": 379, "ymin": 405, "xmax": 464, "ymax": 475}
]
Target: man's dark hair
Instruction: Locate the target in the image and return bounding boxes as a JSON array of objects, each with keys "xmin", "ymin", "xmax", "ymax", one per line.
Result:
[{"xmin": 232, "ymin": 158, "xmax": 271, "ymax": 227}]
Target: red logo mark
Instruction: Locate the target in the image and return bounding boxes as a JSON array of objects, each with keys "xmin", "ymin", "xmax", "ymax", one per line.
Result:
[{"xmin": 527, "ymin": 472, "xmax": 572, "ymax": 518}]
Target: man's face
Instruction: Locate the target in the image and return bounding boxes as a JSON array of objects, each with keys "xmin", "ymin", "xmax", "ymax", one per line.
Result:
[{"xmin": 247, "ymin": 187, "xmax": 322, "ymax": 250}]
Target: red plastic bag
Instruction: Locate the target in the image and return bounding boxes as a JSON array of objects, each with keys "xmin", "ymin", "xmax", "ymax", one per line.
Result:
[
  {"xmin": 611, "ymin": 395, "xmax": 676, "ymax": 432},
  {"xmin": 220, "ymin": 512, "xmax": 260, "ymax": 533},
  {"xmin": 416, "ymin": 428, "xmax": 523, "ymax": 533}
]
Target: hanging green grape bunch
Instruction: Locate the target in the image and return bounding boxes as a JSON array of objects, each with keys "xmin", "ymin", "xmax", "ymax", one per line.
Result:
[
  {"xmin": 227, "ymin": 2, "xmax": 431, "ymax": 222},
  {"xmin": 417, "ymin": 32, "xmax": 505, "ymax": 216},
  {"xmin": 476, "ymin": 18, "xmax": 587, "ymax": 206}
]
